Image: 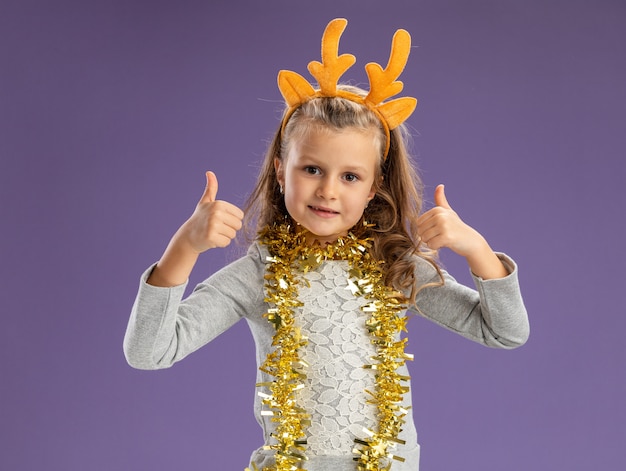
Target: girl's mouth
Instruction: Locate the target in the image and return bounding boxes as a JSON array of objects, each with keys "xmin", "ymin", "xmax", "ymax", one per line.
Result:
[{"xmin": 309, "ymin": 205, "xmax": 339, "ymax": 217}]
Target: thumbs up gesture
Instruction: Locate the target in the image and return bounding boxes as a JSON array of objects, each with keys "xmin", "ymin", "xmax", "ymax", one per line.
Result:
[
  {"xmin": 417, "ymin": 185, "xmax": 509, "ymax": 279},
  {"xmin": 146, "ymin": 172, "xmax": 244, "ymax": 287},
  {"xmin": 181, "ymin": 171, "xmax": 244, "ymax": 253},
  {"xmin": 416, "ymin": 184, "xmax": 485, "ymax": 257}
]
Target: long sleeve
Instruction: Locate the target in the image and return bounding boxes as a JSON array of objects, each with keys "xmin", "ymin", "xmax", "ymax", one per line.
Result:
[
  {"xmin": 123, "ymin": 245, "xmax": 266, "ymax": 370},
  {"xmin": 411, "ymin": 253, "xmax": 529, "ymax": 349}
]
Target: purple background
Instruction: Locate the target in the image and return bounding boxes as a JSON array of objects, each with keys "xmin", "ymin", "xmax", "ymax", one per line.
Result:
[{"xmin": 2, "ymin": 1, "xmax": 625, "ymax": 469}]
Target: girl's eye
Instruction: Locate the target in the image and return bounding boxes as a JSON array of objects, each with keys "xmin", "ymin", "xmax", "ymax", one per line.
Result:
[
  {"xmin": 304, "ymin": 166, "xmax": 320, "ymax": 175},
  {"xmin": 344, "ymin": 173, "xmax": 359, "ymax": 182}
]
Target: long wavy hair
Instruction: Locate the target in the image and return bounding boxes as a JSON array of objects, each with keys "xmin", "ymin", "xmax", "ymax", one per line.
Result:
[{"xmin": 244, "ymin": 86, "xmax": 442, "ymax": 303}]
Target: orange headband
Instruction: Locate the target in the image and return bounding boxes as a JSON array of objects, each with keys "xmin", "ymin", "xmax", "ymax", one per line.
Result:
[{"xmin": 277, "ymin": 18, "xmax": 417, "ymax": 158}]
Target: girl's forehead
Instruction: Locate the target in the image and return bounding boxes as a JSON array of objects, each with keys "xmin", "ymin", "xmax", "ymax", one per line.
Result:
[
  {"xmin": 284, "ymin": 126, "xmax": 381, "ymax": 172},
  {"xmin": 286, "ymin": 125, "xmax": 383, "ymax": 158}
]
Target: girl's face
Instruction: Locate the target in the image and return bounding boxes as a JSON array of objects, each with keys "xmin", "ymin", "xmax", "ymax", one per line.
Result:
[{"xmin": 275, "ymin": 126, "xmax": 379, "ymax": 245}]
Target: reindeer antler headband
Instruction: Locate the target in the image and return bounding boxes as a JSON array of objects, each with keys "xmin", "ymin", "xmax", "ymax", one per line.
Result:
[{"xmin": 278, "ymin": 18, "xmax": 417, "ymax": 158}]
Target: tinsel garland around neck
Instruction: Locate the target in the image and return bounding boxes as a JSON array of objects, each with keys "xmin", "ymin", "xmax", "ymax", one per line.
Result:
[{"xmin": 246, "ymin": 221, "xmax": 413, "ymax": 471}]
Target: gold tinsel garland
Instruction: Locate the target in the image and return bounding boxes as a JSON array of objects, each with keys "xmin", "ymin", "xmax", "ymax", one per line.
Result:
[{"xmin": 246, "ymin": 221, "xmax": 413, "ymax": 471}]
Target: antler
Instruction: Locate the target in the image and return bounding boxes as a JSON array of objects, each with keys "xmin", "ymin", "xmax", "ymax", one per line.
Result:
[
  {"xmin": 365, "ymin": 29, "xmax": 417, "ymax": 129},
  {"xmin": 276, "ymin": 19, "xmax": 356, "ymax": 108},
  {"xmin": 365, "ymin": 29, "xmax": 411, "ymax": 105},
  {"xmin": 307, "ymin": 18, "xmax": 356, "ymax": 95}
]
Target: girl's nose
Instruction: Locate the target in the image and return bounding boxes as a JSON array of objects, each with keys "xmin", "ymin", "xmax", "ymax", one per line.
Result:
[{"xmin": 317, "ymin": 177, "xmax": 338, "ymax": 199}]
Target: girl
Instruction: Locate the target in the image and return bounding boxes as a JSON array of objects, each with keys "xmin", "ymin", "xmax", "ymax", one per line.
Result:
[{"xmin": 124, "ymin": 19, "xmax": 529, "ymax": 471}]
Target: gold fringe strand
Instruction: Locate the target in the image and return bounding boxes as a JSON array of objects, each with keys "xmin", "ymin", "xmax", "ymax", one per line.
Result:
[{"xmin": 247, "ymin": 221, "xmax": 412, "ymax": 471}]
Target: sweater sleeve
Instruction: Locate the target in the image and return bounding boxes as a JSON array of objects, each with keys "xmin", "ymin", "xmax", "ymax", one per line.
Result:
[
  {"xmin": 123, "ymin": 245, "xmax": 266, "ymax": 370},
  {"xmin": 411, "ymin": 253, "xmax": 530, "ymax": 349}
]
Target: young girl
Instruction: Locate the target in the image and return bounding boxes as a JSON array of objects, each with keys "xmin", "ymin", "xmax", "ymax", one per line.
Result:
[{"xmin": 124, "ymin": 18, "xmax": 529, "ymax": 471}]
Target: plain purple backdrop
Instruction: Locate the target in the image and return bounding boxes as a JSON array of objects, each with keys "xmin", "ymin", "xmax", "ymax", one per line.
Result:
[{"xmin": 1, "ymin": 1, "xmax": 624, "ymax": 470}]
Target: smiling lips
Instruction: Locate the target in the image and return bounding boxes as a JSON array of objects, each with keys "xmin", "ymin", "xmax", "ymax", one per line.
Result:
[{"xmin": 308, "ymin": 205, "xmax": 339, "ymax": 218}]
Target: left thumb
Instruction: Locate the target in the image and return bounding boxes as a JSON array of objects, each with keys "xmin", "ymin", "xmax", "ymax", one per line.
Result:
[{"xmin": 434, "ymin": 184, "xmax": 452, "ymax": 209}]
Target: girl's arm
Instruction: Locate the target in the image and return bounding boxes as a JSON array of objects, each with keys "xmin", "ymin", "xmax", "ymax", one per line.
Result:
[
  {"xmin": 416, "ymin": 185, "xmax": 507, "ymax": 280},
  {"xmin": 413, "ymin": 254, "xmax": 529, "ymax": 348},
  {"xmin": 124, "ymin": 245, "xmax": 267, "ymax": 369},
  {"xmin": 415, "ymin": 185, "xmax": 529, "ymax": 348},
  {"xmin": 147, "ymin": 171, "xmax": 244, "ymax": 287}
]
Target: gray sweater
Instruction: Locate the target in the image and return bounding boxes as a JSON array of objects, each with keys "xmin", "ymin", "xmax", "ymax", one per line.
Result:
[{"xmin": 124, "ymin": 242, "xmax": 529, "ymax": 471}]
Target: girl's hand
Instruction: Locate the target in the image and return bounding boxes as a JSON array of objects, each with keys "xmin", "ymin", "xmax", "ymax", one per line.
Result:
[
  {"xmin": 147, "ymin": 172, "xmax": 244, "ymax": 287},
  {"xmin": 179, "ymin": 171, "xmax": 244, "ymax": 253},
  {"xmin": 417, "ymin": 184, "xmax": 485, "ymax": 256},
  {"xmin": 417, "ymin": 185, "xmax": 507, "ymax": 279}
]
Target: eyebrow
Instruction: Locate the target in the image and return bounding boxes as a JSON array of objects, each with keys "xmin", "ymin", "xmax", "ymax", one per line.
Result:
[{"xmin": 298, "ymin": 155, "xmax": 371, "ymax": 175}]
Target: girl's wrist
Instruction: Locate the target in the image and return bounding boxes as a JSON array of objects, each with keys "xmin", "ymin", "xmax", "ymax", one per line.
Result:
[
  {"xmin": 147, "ymin": 232, "xmax": 201, "ymax": 287},
  {"xmin": 464, "ymin": 239, "xmax": 508, "ymax": 280}
]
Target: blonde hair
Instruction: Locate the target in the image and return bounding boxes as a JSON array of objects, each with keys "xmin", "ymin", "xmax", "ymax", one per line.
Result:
[{"xmin": 244, "ymin": 86, "xmax": 441, "ymax": 302}]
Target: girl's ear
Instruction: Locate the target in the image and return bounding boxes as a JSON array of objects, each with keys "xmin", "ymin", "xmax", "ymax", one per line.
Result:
[
  {"xmin": 274, "ymin": 157, "xmax": 284, "ymax": 186},
  {"xmin": 367, "ymin": 175, "xmax": 382, "ymax": 201}
]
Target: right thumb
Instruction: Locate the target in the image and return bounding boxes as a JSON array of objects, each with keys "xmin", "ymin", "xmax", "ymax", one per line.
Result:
[{"xmin": 200, "ymin": 171, "xmax": 218, "ymax": 203}]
